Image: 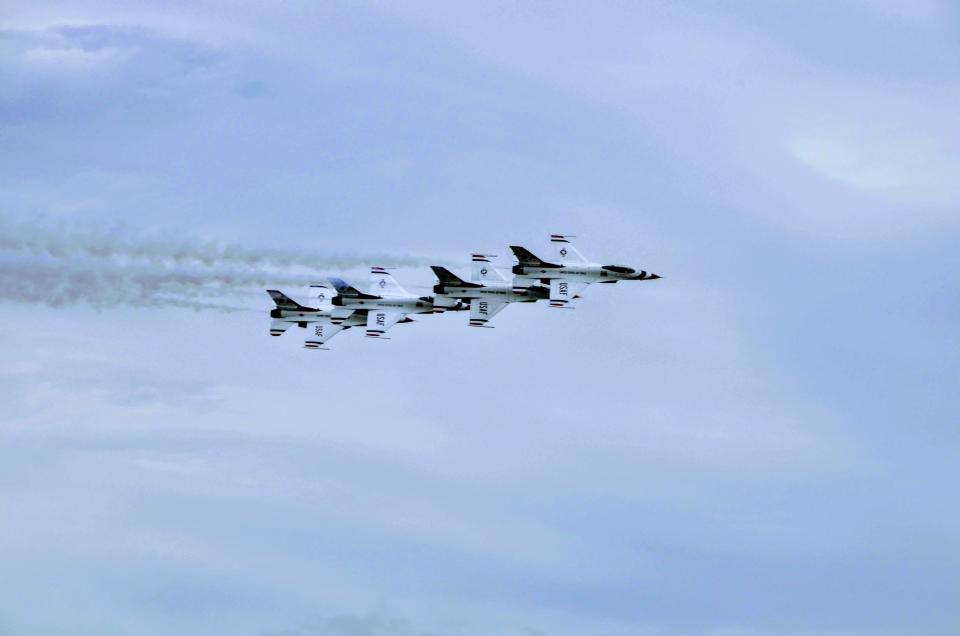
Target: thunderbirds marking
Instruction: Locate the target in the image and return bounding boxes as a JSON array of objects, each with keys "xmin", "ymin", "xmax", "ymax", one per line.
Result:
[
  {"xmin": 266, "ymin": 235, "xmax": 659, "ymax": 349},
  {"xmin": 511, "ymin": 234, "xmax": 660, "ymax": 308},
  {"xmin": 431, "ymin": 254, "xmax": 548, "ymax": 328},
  {"xmin": 327, "ymin": 267, "xmax": 464, "ymax": 339},
  {"xmin": 266, "ymin": 287, "xmax": 382, "ymax": 349}
]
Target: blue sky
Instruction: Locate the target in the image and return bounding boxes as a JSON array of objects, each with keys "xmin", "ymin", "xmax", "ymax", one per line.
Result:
[{"xmin": 1, "ymin": 2, "xmax": 958, "ymax": 635}]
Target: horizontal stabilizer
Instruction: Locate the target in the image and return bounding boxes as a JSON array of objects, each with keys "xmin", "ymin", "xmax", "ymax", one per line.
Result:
[
  {"xmin": 269, "ymin": 319, "xmax": 291, "ymax": 336},
  {"xmin": 329, "ymin": 307, "xmax": 356, "ymax": 324}
]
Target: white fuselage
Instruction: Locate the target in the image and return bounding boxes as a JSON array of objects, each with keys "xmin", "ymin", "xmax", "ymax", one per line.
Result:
[
  {"xmin": 333, "ymin": 295, "xmax": 435, "ymax": 314},
  {"xmin": 273, "ymin": 308, "xmax": 366, "ymax": 327},
  {"xmin": 436, "ymin": 282, "xmax": 545, "ymax": 303},
  {"xmin": 272, "ymin": 308, "xmax": 325, "ymax": 323},
  {"xmin": 516, "ymin": 263, "xmax": 604, "ymax": 281},
  {"xmin": 514, "ymin": 262, "xmax": 650, "ymax": 283}
]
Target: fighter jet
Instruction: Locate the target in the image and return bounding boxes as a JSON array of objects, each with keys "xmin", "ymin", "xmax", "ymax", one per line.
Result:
[
  {"xmin": 328, "ymin": 266, "xmax": 463, "ymax": 339},
  {"xmin": 510, "ymin": 234, "xmax": 660, "ymax": 308},
  {"xmin": 267, "ymin": 288, "xmax": 326, "ymax": 336},
  {"xmin": 267, "ymin": 287, "xmax": 412, "ymax": 349},
  {"xmin": 431, "ymin": 254, "xmax": 548, "ymax": 327}
]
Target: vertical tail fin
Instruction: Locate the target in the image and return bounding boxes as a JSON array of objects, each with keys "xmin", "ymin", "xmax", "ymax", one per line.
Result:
[
  {"xmin": 471, "ymin": 254, "xmax": 509, "ymax": 283},
  {"xmin": 510, "ymin": 246, "xmax": 561, "ymax": 268},
  {"xmin": 309, "ymin": 283, "xmax": 333, "ymax": 308},
  {"xmin": 267, "ymin": 289, "xmax": 315, "ymax": 311},
  {"xmin": 431, "ymin": 266, "xmax": 469, "ymax": 287},
  {"xmin": 548, "ymin": 234, "xmax": 588, "ymax": 263},
  {"xmin": 369, "ymin": 266, "xmax": 408, "ymax": 296},
  {"xmin": 328, "ymin": 277, "xmax": 369, "ymax": 298}
]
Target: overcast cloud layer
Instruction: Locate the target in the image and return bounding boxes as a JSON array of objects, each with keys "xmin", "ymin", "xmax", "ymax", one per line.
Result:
[{"xmin": 1, "ymin": 2, "xmax": 959, "ymax": 635}]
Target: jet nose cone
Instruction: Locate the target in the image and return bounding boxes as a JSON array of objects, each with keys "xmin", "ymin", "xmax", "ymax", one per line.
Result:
[{"xmin": 649, "ymin": 273, "xmax": 661, "ymax": 280}]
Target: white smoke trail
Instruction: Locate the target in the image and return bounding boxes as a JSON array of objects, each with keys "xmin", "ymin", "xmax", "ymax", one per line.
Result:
[
  {"xmin": 0, "ymin": 218, "xmax": 447, "ymax": 312},
  {"xmin": 0, "ymin": 216, "xmax": 441, "ymax": 269},
  {"xmin": 0, "ymin": 256, "xmax": 296, "ymax": 312}
]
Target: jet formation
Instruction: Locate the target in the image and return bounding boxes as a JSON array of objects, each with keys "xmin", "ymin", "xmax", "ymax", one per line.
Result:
[{"xmin": 267, "ymin": 234, "xmax": 660, "ymax": 349}]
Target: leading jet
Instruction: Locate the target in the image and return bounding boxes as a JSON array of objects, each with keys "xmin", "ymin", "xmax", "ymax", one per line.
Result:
[
  {"xmin": 510, "ymin": 234, "xmax": 660, "ymax": 308},
  {"xmin": 328, "ymin": 266, "xmax": 464, "ymax": 339},
  {"xmin": 431, "ymin": 254, "xmax": 548, "ymax": 327}
]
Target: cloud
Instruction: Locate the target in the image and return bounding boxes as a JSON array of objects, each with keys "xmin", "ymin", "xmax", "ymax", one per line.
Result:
[
  {"xmin": 852, "ymin": 0, "xmax": 945, "ymax": 23},
  {"xmin": 789, "ymin": 134, "xmax": 960, "ymax": 204},
  {"xmin": 1, "ymin": 4, "xmax": 958, "ymax": 636},
  {"xmin": 21, "ymin": 43, "xmax": 123, "ymax": 69},
  {"xmin": 377, "ymin": 2, "xmax": 960, "ymax": 238},
  {"xmin": 264, "ymin": 613, "xmax": 445, "ymax": 636},
  {"xmin": 265, "ymin": 613, "xmax": 551, "ymax": 636},
  {"xmin": 0, "ymin": 23, "xmax": 225, "ymax": 124}
]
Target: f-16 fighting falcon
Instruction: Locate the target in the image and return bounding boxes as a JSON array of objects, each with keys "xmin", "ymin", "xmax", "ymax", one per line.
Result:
[
  {"xmin": 268, "ymin": 235, "xmax": 659, "ymax": 350},
  {"xmin": 267, "ymin": 287, "xmax": 411, "ymax": 349},
  {"xmin": 328, "ymin": 266, "xmax": 463, "ymax": 339},
  {"xmin": 431, "ymin": 254, "xmax": 548, "ymax": 327},
  {"xmin": 510, "ymin": 234, "xmax": 661, "ymax": 308}
]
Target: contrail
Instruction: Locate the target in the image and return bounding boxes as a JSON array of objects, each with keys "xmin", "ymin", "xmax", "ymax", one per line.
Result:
[
  {"xmin": 0, "ymin": 217, "xmax": 441, "ymax": 269},
  {"xmin": 0, "ymin": 219, "xmax": 447, "ymax": 312},
  {"xmin": 0, "ymin": 255, "xmax": 309, "ymax": 312}
]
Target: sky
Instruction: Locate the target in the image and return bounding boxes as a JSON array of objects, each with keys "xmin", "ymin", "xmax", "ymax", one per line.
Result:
[{"xmin": 1, "ymin": 1, "xmax": 959, "ymax": 635}]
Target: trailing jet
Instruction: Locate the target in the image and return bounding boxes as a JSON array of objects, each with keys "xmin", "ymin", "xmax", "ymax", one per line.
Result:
[
  {"xmin": 267, "ymin": 287, "xmax": 411, "ymax": 349},
  {"xmin": 328, "ymin": 266, "xmax": 463, "ymax": 339},
  {"xmin": 267, "ymin": 288, "xmax": 326, "ymax": 336},
  {"xmin": 510, "ymin": 234, "xmax": 660, "ymax": 308},
  {"xmin": 431, "ymin": 254, "xmax": 548, "ymax": 327}
]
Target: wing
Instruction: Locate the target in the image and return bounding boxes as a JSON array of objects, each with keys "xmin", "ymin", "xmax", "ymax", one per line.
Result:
[
  {"xmin": 469, "ymin": 298, "xmax": 508, "ymax": 327},
  {"xmin": 365, "ymin": 310, "xmax": 405, "ymax": 338},
  {"xmin": 304, "ymin": 320, "xmax": 346, "ymax": 350},
  {"xmin": 369, "ymin": 267, "xmax": 407, "ymax": 297},
  {"xmin": 548, "ymin": 234, "xmax": 588, "ymax": 264},
  {"xmin": 548, "ymin": 279, "xmax": 590, "ymax": 307},
  {"xmin": 269, "ymin": 319, "xmax": 291, "ymax": 337}
]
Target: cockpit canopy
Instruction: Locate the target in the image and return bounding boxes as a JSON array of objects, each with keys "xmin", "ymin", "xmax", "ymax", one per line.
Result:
[{"xmin": 601, "ymin": 265, "xmax": 636, "ymax": 274}]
